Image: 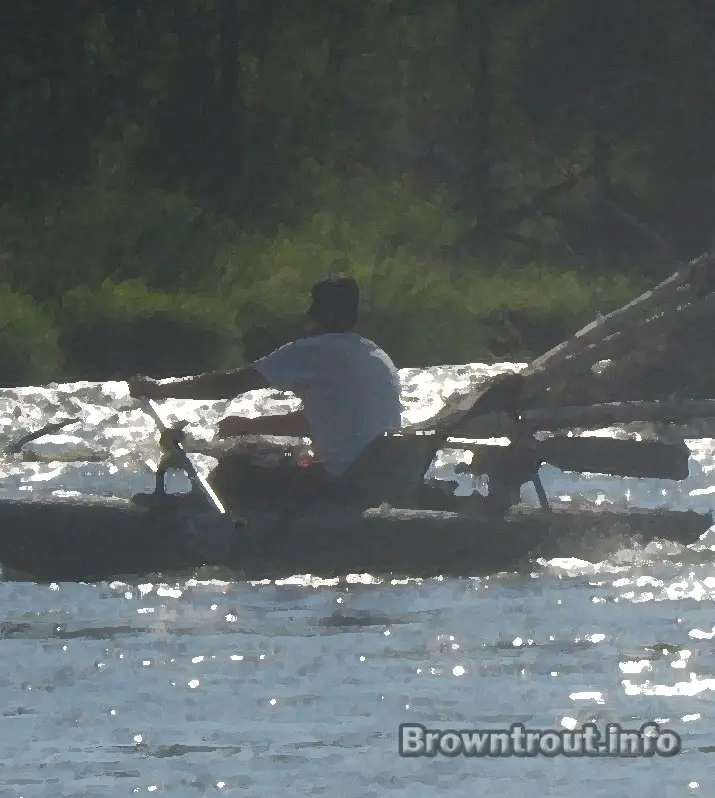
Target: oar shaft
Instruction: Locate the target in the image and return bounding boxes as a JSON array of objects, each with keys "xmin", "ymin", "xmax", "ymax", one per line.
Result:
[{"xmin": 138, "ymin": 398, "xmax": 226, "ymax": 515}]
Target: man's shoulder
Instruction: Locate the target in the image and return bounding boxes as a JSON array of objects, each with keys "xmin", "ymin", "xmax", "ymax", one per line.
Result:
[
  {"xmin": 287, "ymin": 332, "xmax": 368, "ymax": 349},
  {"xmin": 263, "ymin": 332, "xmax": 395, "ymax": 365},
  {"xmin": 327, "ymin": 333, "xmax": 394, "ymax": 358},
  {"xmin": 353, "ymin": 334, "xmax": 394, "ymax": 356},
  {"xmin": 260, "ymin": 335, "xmax": 318, "ymax": 358}
]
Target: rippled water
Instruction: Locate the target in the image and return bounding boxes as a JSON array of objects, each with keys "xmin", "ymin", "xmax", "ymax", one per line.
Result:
[{"xmin": 1, "ymin": 364, "xmax": 715, "ymax": 796}]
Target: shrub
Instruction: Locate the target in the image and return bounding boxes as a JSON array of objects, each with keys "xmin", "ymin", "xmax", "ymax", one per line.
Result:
[
  {"xmin": 57, "ymin": 279, "xmax": 243, "ymax": 380},
  {"xmin": 0, "ymin": 283, "xmax": 63, "ymax": 385}
]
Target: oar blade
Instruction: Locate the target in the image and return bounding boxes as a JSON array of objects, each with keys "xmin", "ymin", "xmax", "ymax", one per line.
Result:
[{"xmin": 536, "ymin": 436, "xmax": 690, "ymax": 480}]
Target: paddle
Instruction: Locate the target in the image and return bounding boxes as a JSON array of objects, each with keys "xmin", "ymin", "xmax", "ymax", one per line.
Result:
[
  {"xmin": 535, "ymin": 435, "xmax": 690, "ymax": 481},
  {"xmin": 136, "ymin": 397, "xmax": 227, "ymax": 515}
]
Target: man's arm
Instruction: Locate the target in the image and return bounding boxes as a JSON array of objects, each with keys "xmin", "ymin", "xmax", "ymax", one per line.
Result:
[
  {"xmin": 128, "ymin": 366, "xmax": 269, "ymax": 400},
  {"xmin": 128, "ymin": 335, "xmax": 316, "ymax": 401}
]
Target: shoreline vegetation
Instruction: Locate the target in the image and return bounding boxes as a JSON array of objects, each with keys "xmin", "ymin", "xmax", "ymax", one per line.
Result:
[
  {"xmin": 0, "ymin": 176, "xmax": 643, "ymax": 386},
  {"xmin": 1, "ymin": 2, "xmax": 712, "ymax": 386}
]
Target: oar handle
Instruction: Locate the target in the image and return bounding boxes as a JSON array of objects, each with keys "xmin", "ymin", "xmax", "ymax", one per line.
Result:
[{"xmin": 137, "ymin": 397, "xmax": 226, "ymax": 515}]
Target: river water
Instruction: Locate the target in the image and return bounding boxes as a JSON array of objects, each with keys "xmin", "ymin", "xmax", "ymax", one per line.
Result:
[{"xmin": 0, "ymin": 364, "xmax": 714, "ymax": 796}]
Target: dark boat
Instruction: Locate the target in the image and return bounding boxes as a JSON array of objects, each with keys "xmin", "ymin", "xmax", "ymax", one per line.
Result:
[
  {"xmin": 0, "ymin": 488, "xmax": 708, "ymax": 584},
  {"xmin": 0, "ymin": 429, "xmax": 708, "ymax": 583}
]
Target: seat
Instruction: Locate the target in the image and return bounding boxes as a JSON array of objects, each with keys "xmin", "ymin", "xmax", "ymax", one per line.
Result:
[
  {"xmin": 207, "ymin": 432, "xmax": 441, "ymax": 512},
  {"xmin": 333, "ymin": 433, "xmax": 440, "ymax": 508}
]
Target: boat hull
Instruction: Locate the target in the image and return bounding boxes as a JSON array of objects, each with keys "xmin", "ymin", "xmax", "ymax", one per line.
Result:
[{"xmin": 0, "ymin": 493, "xmax": 708, "ymax": 582}]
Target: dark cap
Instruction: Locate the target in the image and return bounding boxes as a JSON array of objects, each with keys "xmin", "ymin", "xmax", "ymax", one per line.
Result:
[{"xmin": 307, "ymin": 273, "xmax": 361, "ymax": 329}]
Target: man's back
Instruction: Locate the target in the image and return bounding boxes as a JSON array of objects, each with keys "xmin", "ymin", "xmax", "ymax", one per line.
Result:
[{"xmin": 254, "ymin": 333, "xmax": 402, "ymax": 476}]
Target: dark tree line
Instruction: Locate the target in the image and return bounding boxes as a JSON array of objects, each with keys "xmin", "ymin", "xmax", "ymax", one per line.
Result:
[{"xmin": 0, "ymin": 0, "xmax": 714, "ymax": 381}]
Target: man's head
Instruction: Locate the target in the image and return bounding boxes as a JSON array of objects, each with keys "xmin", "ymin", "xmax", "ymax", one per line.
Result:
[{"xmin": 307, "ymin": 273, "xmax": 360, "ymax": 333}]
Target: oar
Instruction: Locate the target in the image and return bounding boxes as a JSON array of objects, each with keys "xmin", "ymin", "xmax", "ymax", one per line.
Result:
[
  {"xmin": 137, "ymin": 397, "xmax": 226, "ymax": 515},
  {"xmin": 535, "ymin": 435, "xmax": 690, "ymax": 481}
]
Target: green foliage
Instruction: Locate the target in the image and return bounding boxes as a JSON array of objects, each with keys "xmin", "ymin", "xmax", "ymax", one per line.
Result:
[
  {"xmin": 57, "ymin": 279, "xmax": 243, "ymax": 380},
  {"xmin": 60, "ymin": 278, "xmax": 231, "ymax": 325},
  {"xmin": 0, "ymin": 184, "xmax": 238, "ymax": 300},
  {"xmin": 0, "ymin": 284, "xmax": 63, "ymax": 385},
  {"xmin": 465, "ymin": 265, "xmax": 638, "ymax": 317},
  {"xmin": 0, "ymin": 159, "xmax": 647, "ymax": 377},
  {"xmin": 0, "ymin": 0, "xmax": 707, "ymax": 381}
]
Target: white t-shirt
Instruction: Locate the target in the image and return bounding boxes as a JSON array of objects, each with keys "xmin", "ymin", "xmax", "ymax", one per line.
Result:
[{"xmin": 254, "ymin": 333, "xmax": 402, "ymax": 476}]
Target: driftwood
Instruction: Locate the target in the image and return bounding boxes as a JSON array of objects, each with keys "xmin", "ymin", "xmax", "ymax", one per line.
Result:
[
  {"xmin": 516, "ymin": 249, "xmax": 715, "ymax": 405},
  {"xmin": 410, "ymin": 247, "xmax": 715, "ymax": 436},
  {"xmin": 4, "ymin": 416, "xmax": 81, "ymax": 455},
  {"xmin": 523, "ymin": 289, "xmax": 715, "ymax": 408},
  {"xmin": 572, "ymin": 289, "xmax": 715, "ymax": 371}
]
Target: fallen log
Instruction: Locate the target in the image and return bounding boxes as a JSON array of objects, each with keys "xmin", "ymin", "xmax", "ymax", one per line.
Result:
[
  {"xmin": 528, "ymin": 288, "xmax": 715, "ymax": 406},
  {"xmin": 417, "ymin": 249, "xmax": 715, "ymax": 434},
  {"xmin": 411, "ymin": 371, "xmax": 526, "ymax": 434},
  {"xmin": 515, "ymin": 249, "xmax": 715, "ymax": 404},
  {"xmin": 577, "ymin": 289, "xmax": 715, "ymax": 368},
  {"xmin": 5, "ymin": 416, "xmax": 81, "ymax": 455}
]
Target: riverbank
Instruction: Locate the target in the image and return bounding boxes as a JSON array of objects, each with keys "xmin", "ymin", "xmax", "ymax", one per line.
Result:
[{"xmin": 0, "ymin": 181, "xmax": 642, "ymax": 385}]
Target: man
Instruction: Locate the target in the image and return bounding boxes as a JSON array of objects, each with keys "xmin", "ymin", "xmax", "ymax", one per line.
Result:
[{"xmin": 129, "ymin": 274, "xmax": 403, "ymax": 500}]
